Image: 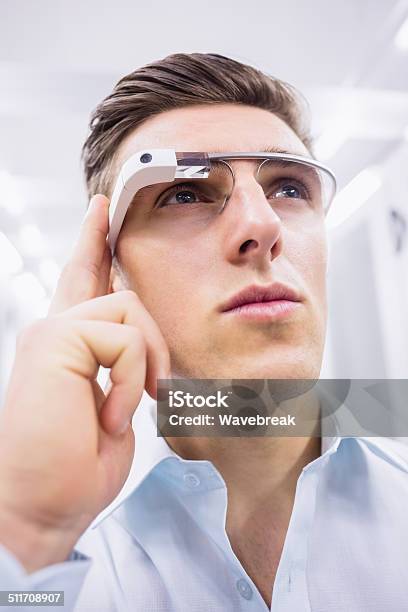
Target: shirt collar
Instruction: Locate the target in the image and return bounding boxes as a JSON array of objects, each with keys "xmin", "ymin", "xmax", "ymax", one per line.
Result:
[
  {"xmin": 91, "ymin": 392, "xmax": 343, "ymax": 529},
  {"xmin": 90, "ymin": 390, "xmax": 407, "ymax": 529}
]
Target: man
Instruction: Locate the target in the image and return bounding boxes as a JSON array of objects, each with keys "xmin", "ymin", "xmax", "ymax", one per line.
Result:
[{"xmin": 0, "ymin": 53, "xmax": 407, "ymax": 611}]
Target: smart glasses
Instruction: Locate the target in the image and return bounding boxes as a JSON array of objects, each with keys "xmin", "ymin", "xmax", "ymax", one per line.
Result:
[{"xmin": 108, "ymin": 149, "xmax": 337, "ymax": 255}]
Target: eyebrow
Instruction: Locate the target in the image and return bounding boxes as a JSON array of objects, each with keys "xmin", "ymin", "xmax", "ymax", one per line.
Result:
[
  {"xmin": 208, "ymin": 145, "xmax": 306, "ymax": 156},
  {"xmin": 262, "ymin": 145, "xmax": 305, "ymax": 156}
]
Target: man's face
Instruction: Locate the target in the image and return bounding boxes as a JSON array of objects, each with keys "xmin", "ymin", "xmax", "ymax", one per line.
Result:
[{"xmin": 111, "ymin": 104, "xmax": 328, "ymax": 379}]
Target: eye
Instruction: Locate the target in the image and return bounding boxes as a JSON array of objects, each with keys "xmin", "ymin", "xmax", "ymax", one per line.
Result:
[
  {"xmin": 172, "ymin": 190, "xmax": 198, "ymax": 204},
  {"xmin": 268, "ymin": 180, "xmax": 309, "ymax": 201},
  {"xmin": 156, "ymin": 184, "xmax": 206, "ymax": 208}
]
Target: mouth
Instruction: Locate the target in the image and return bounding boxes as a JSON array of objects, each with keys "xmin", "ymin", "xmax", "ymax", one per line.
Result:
[{"xmin": 219, "ymin": 283, "xmax": 303, "ymax": 322}]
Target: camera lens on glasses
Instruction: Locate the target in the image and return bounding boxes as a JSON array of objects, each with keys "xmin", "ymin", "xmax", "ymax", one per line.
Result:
[{"xmin": 140, "ymin": 153, "xmax": 153, "ymax": 164}]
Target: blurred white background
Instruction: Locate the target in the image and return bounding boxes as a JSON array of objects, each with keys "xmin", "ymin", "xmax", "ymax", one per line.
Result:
[{"xmin": 1, "ymin": 0, "xmax": 408, "ymax": 404}]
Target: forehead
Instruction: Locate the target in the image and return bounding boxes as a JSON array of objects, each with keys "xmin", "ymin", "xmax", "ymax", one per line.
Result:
[{"xmin": 114, "ymin": 103, "xmax": 310, "ymax": 176}]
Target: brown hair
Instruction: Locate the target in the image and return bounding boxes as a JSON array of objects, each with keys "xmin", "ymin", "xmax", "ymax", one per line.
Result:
[{"xmin": 81, "ymin": 52, "xmax": 313, "ymax": 199}]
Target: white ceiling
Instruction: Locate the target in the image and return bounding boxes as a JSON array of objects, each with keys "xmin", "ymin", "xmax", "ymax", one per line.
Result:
[{"xmin": 1, "ymin": 0, "xmax": 408, "ymax": 280}]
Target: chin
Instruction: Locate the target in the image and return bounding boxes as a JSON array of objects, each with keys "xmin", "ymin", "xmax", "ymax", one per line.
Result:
[
  {"xmin": 259, "ymin": 363, "xmax": 322, "ymax": 380},
  {"xmin": 185, "ymin": 363, "xmax": 321, "ymax": 381},
  {"xmin": 219, "ymin": 350, "xmax": 323, "ymax": 381},
  {"xmin": 170, "ymin": 341, "xmax": 323, "ymax": 380},
  {"xmin": 225, "ymin": 368, "xmax": 321, "ymax": 381}
]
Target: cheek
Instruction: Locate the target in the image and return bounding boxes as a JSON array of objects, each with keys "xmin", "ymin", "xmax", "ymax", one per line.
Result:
[
  {"xmin": 117, "ymin": 235, "xmax": 210, "ymax": 318},
  {"xmin": 290, "ymin": 229, "xmax": 327, "ymax": 302}
]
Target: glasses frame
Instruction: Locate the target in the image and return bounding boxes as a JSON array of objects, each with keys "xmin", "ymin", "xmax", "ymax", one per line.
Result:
[
  {"xmin": 107, "ymin": 149, "xmax": 337, "ymax": 255},
  {"xmin": 206, "ymin": 151, "xmax": 337, "ymax": 210}
]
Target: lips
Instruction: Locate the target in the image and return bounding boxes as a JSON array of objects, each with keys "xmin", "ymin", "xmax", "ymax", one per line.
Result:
[{"xmin": 219, "ymin": 283, "xmax": 302, "ymax": 312}]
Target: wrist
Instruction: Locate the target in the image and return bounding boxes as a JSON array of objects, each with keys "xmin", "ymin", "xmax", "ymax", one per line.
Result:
[{"xmin": 0, "ymin": 507, "xmax": 83, "ymax": 573}]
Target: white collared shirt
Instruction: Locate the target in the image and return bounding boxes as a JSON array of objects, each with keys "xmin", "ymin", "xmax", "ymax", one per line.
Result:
[{"xmin": 1, "ymin": 397, "xmax": 408, "ymax": 611}]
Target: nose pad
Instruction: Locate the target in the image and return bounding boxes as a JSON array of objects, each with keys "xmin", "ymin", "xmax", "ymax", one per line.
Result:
[
  {"xmin": 212, "ymin": 159, "xmax": 262, "ymax": 213},
  {"xmin": 219, "ymin": 175, "xmax": 279, "ymax": 223}
]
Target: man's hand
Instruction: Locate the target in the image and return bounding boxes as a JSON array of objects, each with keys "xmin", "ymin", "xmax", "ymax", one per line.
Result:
[{"xmin": 0, "ymin": 195, "xmax": 171, "ymax": 572}]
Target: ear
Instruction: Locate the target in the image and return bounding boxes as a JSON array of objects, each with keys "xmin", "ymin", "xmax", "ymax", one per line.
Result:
[{"xmin": 108, "ymin": 256, "xmax": 128, "ymax": 294}]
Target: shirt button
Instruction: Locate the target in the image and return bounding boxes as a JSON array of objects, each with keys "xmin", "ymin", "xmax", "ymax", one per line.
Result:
[
  {"xmin": 236, "ymin": 578, "xmax": 253, "ymax": 600},
  {"xmin": 183, "ymin": 471, "xmax": 201, "ymax": 488}
]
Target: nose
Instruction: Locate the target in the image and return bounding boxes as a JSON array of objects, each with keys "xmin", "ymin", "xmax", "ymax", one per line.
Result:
[{"xmin": 221, "ymin": 174, "xmax": 283, "ymax": 267}]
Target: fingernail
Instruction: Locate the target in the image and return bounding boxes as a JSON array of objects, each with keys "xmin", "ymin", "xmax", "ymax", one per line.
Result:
[
  {"xmin": 81, "ymin": 198, "xmax": 96, "ymax": 224},
  {"xmin": 85, "ymin": 195, "xmax": 99, "ymax": 217}
]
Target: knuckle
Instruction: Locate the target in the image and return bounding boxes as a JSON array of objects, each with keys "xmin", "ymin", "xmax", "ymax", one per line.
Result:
[
  {"xmin": 119, "ymin": 289, "xmax": 140, "ymax": 307},
  {"xmin": 60, "ymin": 257, "xmax": 99, "ymax": 284},
  {"xmin": 80, "ymin": 258, "xmax": 101, "ymax": 282}
]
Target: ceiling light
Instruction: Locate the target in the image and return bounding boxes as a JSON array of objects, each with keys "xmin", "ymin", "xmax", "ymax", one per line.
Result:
[
  {"xmin": 395, "ymin": 16, "xmax": 408, "ymax": 51},
  {"xmin": 326, "ymin": 167, "xmax": 382, "ymax": 230},
  {"xmin": 0, "ymin": 231, "xmax": 23, "ymax": 277}
]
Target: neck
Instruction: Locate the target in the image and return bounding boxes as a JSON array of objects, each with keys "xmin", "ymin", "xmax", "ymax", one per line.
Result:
[
  {"xmin": 165, "ymin": 391, "xmax": 321, "ymax": 608},
  {"xmin": 165, "ymin": 387, "xmax": 322, "ymax": 558},
  {"xmin": 166, "ymin": 434, "xmax": 320, "ymax": 516},
  {"xmin": 165, "ymin": 384, "xmax": 322, "ymax": 516}
]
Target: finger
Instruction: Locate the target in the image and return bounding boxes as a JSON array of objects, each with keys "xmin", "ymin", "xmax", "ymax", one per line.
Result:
[
  {"xmin": 48, "ymin": 194, "xmax": 110, "ymax": 315},
  {"xmin": 54, "ymin": 290, "xmax": 171, "ymax": 398},
  {"xmin": 96, "ymin": 423, "xmax": 135, "ymax": 509},
  {"xmin": 73, "ymin": 320, "xmax": 147, "ymax": 436},
  {"xmin": 96, "ymin": 243, "xmax": 112, "ymax": 298}
]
